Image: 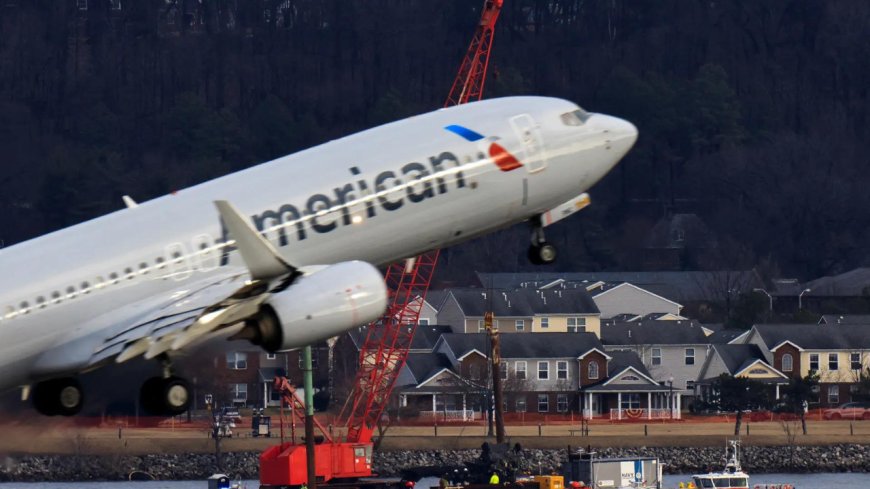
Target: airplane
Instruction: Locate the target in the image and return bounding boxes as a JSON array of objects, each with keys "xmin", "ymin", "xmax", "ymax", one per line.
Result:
[{"xmin": 0, "ymin": 96, "xmax": 636, "ymax": 416}]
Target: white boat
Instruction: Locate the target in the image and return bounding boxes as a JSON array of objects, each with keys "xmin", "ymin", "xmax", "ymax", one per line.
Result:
[{"xmin": 690, "ymin": 440, "xmax": 750, "ymax": 489}]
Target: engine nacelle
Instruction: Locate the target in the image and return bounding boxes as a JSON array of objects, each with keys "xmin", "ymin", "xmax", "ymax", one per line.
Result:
[{"xmin": 250, "ymin": 261, "xmax": 387, "ymax": 352}]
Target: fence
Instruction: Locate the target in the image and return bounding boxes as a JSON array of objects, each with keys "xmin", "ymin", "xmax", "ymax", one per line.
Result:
[
  {"xmin": 417, "ymin": 409, "xmax": 479, "ymax": 422},
  {"xmin": 608, "ymin": 408, "xmax": 674, "ymax": 420}
]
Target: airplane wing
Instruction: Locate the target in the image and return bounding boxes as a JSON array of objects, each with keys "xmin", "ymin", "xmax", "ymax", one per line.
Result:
[{"xmin": 32, "ymin": 201, "xmax": 299, "ymax": 377}]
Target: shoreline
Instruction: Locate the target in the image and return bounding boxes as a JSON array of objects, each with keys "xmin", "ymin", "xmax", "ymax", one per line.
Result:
[{"xmin": 1, "ymin": 445, "xmax": 869, "ymax": 482}]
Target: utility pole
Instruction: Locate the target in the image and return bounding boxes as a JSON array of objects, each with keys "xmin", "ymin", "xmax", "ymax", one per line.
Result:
[
  {"xmin": 303, "ymin": 346, "xmax": 316, "ymax": 489},
  {"xmin": 486, "ymin": 312, "xmax": 505, "ymax": 443}
]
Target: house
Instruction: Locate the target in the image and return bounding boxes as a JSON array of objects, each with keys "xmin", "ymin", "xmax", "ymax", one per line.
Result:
[
  {"xmin": 585, "ymin": 282, "xmax": 683, "ymax": 319},
  {"xmin": 741, "ymin": 324, "xmax": 870, "ymax": 407},
  {"xmin": 477, "ymin": 270, "xmax": 764, "ymax": 305},
  {"xmin": 694, "ymin": 344, "xmax": 789, "ymax": 402},
  {"xmin": 216, "ymin": 349, "xmax": 315, "ymax": 409},
  {"xmin": 332, "ymin": 325, "xmax": 453, "ymax": 405},
  {"xmin": 396, "ymin": 332, "xmax": 680, "ymax": 420},
  {"xmin": 437, "ymin": 288, "xmax": 601, "ymax": 336},
  {"xmin": 581, "ymin": 350, "xmax": 678, "ymax": 420},
  {"xmin": 600, "ymin": 320, "xmax": 711, "ymax": 400}
]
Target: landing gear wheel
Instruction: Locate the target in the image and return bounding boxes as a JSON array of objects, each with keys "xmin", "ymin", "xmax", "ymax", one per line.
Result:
[
  {"xmin": 527, "ymin": 217, "xmax": 557, "ymax": 265},
  {"xmin": 528, "ymin": 242, "xmax": 557, "ymax": 265},
  {"xmin": 32, "ymin": 378, "xmax": 84, "ymax": 416},
  {"xmin": 140, "ymin": 376, "xmax": 191, "ymax": 416}
]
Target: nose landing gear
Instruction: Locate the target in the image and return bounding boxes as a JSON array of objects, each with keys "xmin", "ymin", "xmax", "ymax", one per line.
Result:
[{"xmin": 528, "ymin": 218, "xmax": 557, "ymax": 265}]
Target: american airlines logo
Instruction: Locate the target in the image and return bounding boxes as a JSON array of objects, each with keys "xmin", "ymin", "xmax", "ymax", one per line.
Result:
[
  {"xmin": 218, "ymin": 151, "xmax": 467, "ymax": 264},
  {"xmin": 444, "ymin": 124, "xmax": 522, "ymax": 172}
]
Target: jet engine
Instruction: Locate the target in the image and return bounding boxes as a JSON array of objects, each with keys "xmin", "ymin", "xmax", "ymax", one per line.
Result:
[{"xmin": 246, "ymin": 260, "xmax": 388, "ymax": 352}]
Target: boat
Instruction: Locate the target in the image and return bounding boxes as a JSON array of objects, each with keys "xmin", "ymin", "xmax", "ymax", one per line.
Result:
[
  {"xmin": 688, "ymin": 440, "xmax": 794, "ymax": 489},
  {"xmin": 688, "ymin": 440, "xmax": 749, "ymax": 489}
]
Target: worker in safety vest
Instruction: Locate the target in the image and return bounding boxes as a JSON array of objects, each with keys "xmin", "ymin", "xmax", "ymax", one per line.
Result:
[{"xmin": 489, "ymin": 473, "xmax": 500, "ymax": 485}]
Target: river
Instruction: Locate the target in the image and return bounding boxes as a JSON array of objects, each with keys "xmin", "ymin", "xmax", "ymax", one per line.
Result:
[{"xmin": 2, "ymin": 473, "xmax": 869, "ymax": 488}]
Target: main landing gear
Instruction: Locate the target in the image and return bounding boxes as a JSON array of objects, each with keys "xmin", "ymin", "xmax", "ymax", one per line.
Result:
[
  {"xmin": 140, "ymin": 356, "xmax": 191, "ymax": 416},
  {"xmin": 528, "ymin": 217, "xmax": 557, "ymax": 265},
  {"xmin": 32, "ymin": 377, "xmax": 84, "ymax": 416}
]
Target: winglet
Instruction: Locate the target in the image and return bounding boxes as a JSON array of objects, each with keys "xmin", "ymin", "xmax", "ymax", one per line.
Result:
[
  {"xmin": 215, "ymin": 200, "xmax": 295, "ymax": 280},
  {"xmin": 122, "ymin": 195, "xmax": 138, "ymax": 208}
]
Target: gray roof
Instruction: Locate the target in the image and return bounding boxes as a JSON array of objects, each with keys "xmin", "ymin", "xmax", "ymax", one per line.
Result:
[
  {"xmin": 609, "ymin": 313, "xmax": 642, "ymax": 322},
  {"xmin": 424, "ymin": 290, "xmax": 449, "ymax": 310},
  {"xmin": 476, "ymin": 271, "xmax": 763, "ymax": 302},
  {"xmin": 347, "ymin": 324, "xmax": 452, "ymax": 351},
  {"xmin": 403, "ymin": 352, "xmax": 454, "ymax": 385},
  {"xmin": 805, "ymin": 268, "xmax": 870, "ymax": 296},
  {"xmin": 707, "ymin": 329, "xmax": 747, "ymax": 344},
  {"xmin": 446, "ymin": 287, "xmax": 599, "ymax": 317},
  {"xmin": 605, "ymin": 350, "xmax": 652, "ymax": 377},
  {"xmin": 601, "ymin": 321, "xmax": 710, "ymax": 346},
  {"xmin": 712, "ymin": 344, "xmax": 768, "ymax": 375},
  {"xmin": 440, "ymin": 332, "xmax": 605, "ymax": 360},
  {"xmin": 819, "ymin": 314, "xmax": 870, "ymax": 325},
  {"xmin": 753, "ymin": 323, "xmax": 870, "ymax": 350}
]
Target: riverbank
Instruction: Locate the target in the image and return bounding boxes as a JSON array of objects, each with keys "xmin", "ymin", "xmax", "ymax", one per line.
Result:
[
  {"xmin": 1, "ymin": 444, "xmax": 870, "ymax": 482},
  {"xmin": 2, "ymin": 419, "xmax": 870, "ymax": 455}
]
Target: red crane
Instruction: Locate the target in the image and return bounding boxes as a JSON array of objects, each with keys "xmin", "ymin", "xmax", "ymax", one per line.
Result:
[{"xmin": 260, "ymin": 2, "xmax": 504, "ymax": 486}]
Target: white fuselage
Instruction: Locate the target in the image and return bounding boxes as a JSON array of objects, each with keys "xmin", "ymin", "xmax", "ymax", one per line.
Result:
[{"xmin": 0, "ymin": 96, "xmax": 636, "ymax": 390}]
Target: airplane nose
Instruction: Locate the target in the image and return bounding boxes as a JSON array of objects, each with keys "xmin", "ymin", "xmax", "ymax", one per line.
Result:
[{"xmin": 600, "ymin": 115, "xmax": 638, "ymax": 156}]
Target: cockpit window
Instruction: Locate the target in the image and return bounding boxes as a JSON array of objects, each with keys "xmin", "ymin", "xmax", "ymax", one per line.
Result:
[{"xmin": 560, "ymin": 108, "xmax": 591, "ymax": 126}]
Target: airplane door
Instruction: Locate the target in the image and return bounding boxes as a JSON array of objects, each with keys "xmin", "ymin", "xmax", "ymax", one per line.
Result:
[{"xmin": 509, "ymin": 114, "xmax": 547, "ymax": 173}]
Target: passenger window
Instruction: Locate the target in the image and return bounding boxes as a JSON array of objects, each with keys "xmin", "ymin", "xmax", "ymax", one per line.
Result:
[
  {"xmin": 155, "ymin": 257, "xmax": 166, "ymax": 270},
  {"xmin": 139, "ymin": 262, "xmax": 149, "ymax": 275},
  {"xmin": 19, "ymin": 301, "xmax": 30, "ymax": 314},
  {"xmin": 51, "ymin": 291, "xmax": 62, "ymax": 304},
  {"xmin": 36, "ymin": 296, "xmax": 46, "ymax": 308},
  {"xmin": 80, "ymin": 282, "xmax": 90, "ymax": 294},
  {"xmin": 94, "ymin": 276, "xmax": 105, "ymax": 289},
  {"xmin": 66, "ymin": 286, "xmax": 77, "ymax": 299},
  {"xmin": 124, "ymin": 267, "xmax": 134, "ymax": 280}
]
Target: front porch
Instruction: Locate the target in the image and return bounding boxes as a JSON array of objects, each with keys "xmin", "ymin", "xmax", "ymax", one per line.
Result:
[
  {"xmin": 581, "ymin": 386, "xmax": 681, "ymax": 420},
  {"xmin": 399, "ymin": 389, "xmax": 483, "ymax": 421}
]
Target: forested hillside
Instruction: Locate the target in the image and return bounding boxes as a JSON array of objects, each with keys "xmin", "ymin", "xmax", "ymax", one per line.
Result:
[{"xmin": 0, "ymin": 0, "xmax": 867, "ymax": 283}]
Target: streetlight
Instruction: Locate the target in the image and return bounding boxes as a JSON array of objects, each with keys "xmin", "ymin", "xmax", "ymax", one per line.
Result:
[
  {"xmin": 799, "ymin": 288, "xmax": 811, "ymax": 310},
  {"xmin": 667, "ymin": 376, "xmax": 674, "ymax": 420},
  {"xmin": 753, "ymin": 288, "xmax": 773, "ymax": 312}
]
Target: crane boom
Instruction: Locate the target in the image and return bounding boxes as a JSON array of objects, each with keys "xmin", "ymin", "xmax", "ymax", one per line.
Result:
[{"xmin": 444, "ymin": 0, "xmax": 504, "ymax": 107}]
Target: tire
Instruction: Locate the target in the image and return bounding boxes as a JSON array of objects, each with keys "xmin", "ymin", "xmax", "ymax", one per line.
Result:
[
  {"xmin": 160, "ymin": 376, "xmax": 191, "ymax": 416},
  {"xmin": 140, "ymin": 376, "xmax": 191, "ymax": 416},
  {"xmin": 537, "ymin": 243, "xmax": 557, "ymax": 264},
  {"xmin": 528, "ymin": 243, "xmax": 557, "ymax": 265},
  {"xmin": 32, "ymin": 378, "xmax": 83, "ymax": 417}
]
